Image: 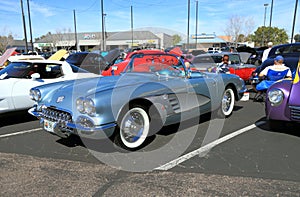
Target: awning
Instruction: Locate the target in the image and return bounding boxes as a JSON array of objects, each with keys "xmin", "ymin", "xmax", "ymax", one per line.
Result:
[
  {"xmin": 79, "ymin": 40, "xmax": 100, "ymax": 46},
  {"xmin": 56, "ymin": 40, "xmax": 75, "ymax": 47}
]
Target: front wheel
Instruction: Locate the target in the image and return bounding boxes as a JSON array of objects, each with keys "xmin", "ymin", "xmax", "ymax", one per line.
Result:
[
  {"xmin": 219, "ymin": 87, "xmax": 235, "ymax": 117},
  {"xmin": 114, "ymin": 106, "xmax": 150, "ymax": 151}
]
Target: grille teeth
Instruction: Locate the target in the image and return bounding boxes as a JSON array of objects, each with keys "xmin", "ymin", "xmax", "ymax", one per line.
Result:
[
  {"xmin": 290, "ymin": 106, "xmax": 300, "ymax": 121},
  {"xmin": 41, "ymin": 107, "xmax": 73, "ymax": 127}
]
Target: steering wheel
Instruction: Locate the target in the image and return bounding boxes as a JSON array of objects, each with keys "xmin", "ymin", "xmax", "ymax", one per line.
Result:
[{"xmin": 157, "ymin": 66, "xmax": 183, "ymax": 77}]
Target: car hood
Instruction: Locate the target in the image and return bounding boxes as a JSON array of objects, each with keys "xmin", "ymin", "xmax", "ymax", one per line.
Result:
[
  {"xmin": 41, "ymin": 73, "xmax": 160, "ymax": 108},
  {"xmin": 0, "ymin": 47, "xmax": 17, "ymax": 66},
  {"xmin": 193, "ymin": 62, "xmax": 217, "ymax": 71},
  {"xmin": 239, "ymin": 52, "xmax": 252, "ymax": 63}
]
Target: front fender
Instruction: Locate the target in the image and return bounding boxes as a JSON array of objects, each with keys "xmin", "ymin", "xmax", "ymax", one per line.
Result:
[{"xmin": 266, "ymin": 80, "xmax": 293, "ymax": 121}]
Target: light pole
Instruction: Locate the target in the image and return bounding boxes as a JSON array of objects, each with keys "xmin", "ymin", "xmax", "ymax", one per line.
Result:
[
  {"xmin": 187, "ymin": 0, "xmax": 190, "ymax": 50},
  {"xmin": 27, "ymin": 0, "xmax": 33, "ymax": 52},
  {"xmin": 100, "ymin": 0, "xmax": 105, "ymax": 51},
  {"xmin": 73, "ymin": 10, "xmax": 79, "ymax": 52},
  {"xmin": 269, "ymin": 0, "xmax": 273, "ymax": 27},
  {"xmin": 20, "ymin": 0, "xmax": 28, "ymax": 53},
  {"xmin": 262, "ymin": 3, "xmax": 269, "ymax": 46},
  {"xmin": 195, "ymin": 0, "xmax": 198, "ymax": 49},
  {"xmin": 131, "ymin": 5, "xmax": 133, "ymax": 48},
  {"xmin": 264, "ymin": 3, "xmax": 268, "ymax": 26},
  {"xmin": 291, "ymin": 0, "xmax": 298, "ymax": 43}
]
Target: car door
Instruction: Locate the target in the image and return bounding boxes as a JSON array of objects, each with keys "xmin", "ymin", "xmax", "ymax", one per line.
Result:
[{"xmin": 186, "ymin": 73, "xmax": 219, "ymax": 114}]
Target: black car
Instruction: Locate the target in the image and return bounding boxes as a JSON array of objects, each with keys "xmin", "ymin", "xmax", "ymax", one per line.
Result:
[
  {"xmin": 66, "ymin": 50, "xmax": 120, "ymax": 74},
  {"xmin": 65, "ymin": 52, "xmax": 103, "ymax": 74},
  {"xmin": 254, "ymin": 43, "xmax": 300, "ymax": 78},
  {"xmin": 237, "ymin": 46, "xmax": 265, "ymax": 66}
]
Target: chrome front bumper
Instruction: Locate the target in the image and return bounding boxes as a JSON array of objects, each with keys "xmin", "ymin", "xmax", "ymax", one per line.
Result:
[{"xmin": 28, "ymin": 107, "xmax": 116, "ymax": 139}]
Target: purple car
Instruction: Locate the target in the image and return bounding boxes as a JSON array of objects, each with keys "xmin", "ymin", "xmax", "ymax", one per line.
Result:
[{"xmin": 265, "ymin": 59, "xmax": 300, "ymax": 129}]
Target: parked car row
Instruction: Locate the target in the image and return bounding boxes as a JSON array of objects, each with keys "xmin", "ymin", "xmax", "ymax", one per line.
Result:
[{"xmin": 2, "ymin": 42, "xmax": 299, "ymax": 151}]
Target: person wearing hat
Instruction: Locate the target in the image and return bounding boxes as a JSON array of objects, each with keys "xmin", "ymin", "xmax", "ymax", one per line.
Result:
[
  {"xmin": 253, "ymin": 55, "xmax": 292, "ymax": 101},
  {"xmin": 261, "ymin": 42, "xmax": 273, "ymax": 62},
  {"xmin": 258, "ymin": 55, "xmax": 292, "ymax": 79}
]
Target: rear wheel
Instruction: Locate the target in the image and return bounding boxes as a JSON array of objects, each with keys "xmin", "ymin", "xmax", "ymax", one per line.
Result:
[{"xmin": 114, "ymin": 106, "xmax": 150, "ymax": 151}]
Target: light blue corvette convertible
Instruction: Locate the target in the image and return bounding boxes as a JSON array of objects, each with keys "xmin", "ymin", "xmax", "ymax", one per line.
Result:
[{"xmin": 28, "ymin": 52, "xmax": 246, "ymax": 150}]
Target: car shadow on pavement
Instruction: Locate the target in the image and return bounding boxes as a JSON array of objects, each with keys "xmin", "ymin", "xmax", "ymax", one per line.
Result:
[
  {"xmin": 56, "ymin": 132, "xmax": 157, "ymax": 153},
  {"xmin": 56, "ymin": 135, "xmax": 85, "ymax": 148},
  {"xmin": 55, "ymin": 109, "xmax": 245, "ymax": 153},
  {"xmin": 256, "ymin": 117, "xmax": 300, "ymax": 138},
  {"xmin": 233, "ymin": 105, "xmax": 243, "ymax": 112},
  {"xmin": 0, "ymin": 110, "xmax": 37, "ymax": 127}
]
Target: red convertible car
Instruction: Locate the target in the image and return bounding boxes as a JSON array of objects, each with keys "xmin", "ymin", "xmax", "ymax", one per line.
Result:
[
  {"xmin": 102, "ymin": 49, "xmax": 162, "ymax": 76},
  {"xmin": 192, "ymin": 52, "xmax": 257, "ymax": 82},
  {"xmin": 101, "ymin": 47, "xmax": 195, "ymax": 76}
]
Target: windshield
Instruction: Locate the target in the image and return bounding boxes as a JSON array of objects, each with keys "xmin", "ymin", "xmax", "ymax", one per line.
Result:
[
  {"xmin": 124, "ymin": 54, "xmax": 187, "ymax": 77},
  {"xmin": 0, "ymin": 62, "xmax": 62, "ymax": 79},
  {"xmin": 69, "ymin": 63, "xmax": 99, "ymax": 74},
  {"xmin": 193, "ymin": 55, "xmax": 222, "ymax": 64}
]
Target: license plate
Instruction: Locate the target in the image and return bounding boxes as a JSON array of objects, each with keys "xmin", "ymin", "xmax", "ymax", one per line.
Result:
[{"xmin": 44, "ymin": 119, "xmax": 56, "ymax": 133}]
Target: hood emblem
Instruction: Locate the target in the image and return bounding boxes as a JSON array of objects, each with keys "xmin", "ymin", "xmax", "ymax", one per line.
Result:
[{"xmin": 56, "ymin": 96, "xmax": 65, "ymax": 103}]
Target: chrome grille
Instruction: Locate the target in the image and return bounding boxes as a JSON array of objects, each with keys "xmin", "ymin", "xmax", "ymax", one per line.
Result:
[
  {"xmin": 290, "ymin": 106, "xmax": 300, "ymax": 121},
  {"xmin": 41, "ymin": 107, "xmax": 73, "ymax": 125}
]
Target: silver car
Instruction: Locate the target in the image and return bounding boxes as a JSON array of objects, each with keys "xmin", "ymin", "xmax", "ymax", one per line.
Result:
[{"xmin": 29, "ymin": 52, "xmax": 246, "ymax": 150}]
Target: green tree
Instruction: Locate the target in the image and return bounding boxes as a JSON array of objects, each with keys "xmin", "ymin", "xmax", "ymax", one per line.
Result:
[
  {"xmin": 237, "ymin": 34, "xmax": 245, "ymax": 42},
  {"xmin": 250, "ymin": 26, "xmax": 288, "ymax": 47},
  {"xmin": 172, "ymin": 34, "xmax": 181, "ymax": 46},
  {"xmin": 294, "ymin": 34, "xmax": 300, "ymax": 42}
]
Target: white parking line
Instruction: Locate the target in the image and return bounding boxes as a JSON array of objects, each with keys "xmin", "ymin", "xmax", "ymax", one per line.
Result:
[
  {"xmin": 155, "ymin": 121, "xmax": 265, "ymax": 171},
  {"xmin": 0, "ymin": 128, "xmax": 42, "ymax": 138}
]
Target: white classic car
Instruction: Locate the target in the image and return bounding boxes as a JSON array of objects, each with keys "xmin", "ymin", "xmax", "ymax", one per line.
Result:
[{"xmin": 0, "ymin": 59, "xmax": 100, "ymax": 114}]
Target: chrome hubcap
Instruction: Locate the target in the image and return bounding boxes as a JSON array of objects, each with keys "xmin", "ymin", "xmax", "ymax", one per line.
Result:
[
  {"xmin": 222, "ymin": 91, "xmax": 232, "ymax": 113},
  {"xmin": 121, "ymin": 111, "xmax": 144, "ymax": 143}
]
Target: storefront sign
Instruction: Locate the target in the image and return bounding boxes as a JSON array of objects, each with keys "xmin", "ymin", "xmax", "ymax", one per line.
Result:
[{"xmin": 84, "ymin": 34, "xmax": 96, "ymax": 39}]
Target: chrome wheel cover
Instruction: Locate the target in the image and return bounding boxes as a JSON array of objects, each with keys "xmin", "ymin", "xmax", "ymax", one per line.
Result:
[{"xmin": 120, "ymin": 107, "xmax": 150, "ymax": 149}]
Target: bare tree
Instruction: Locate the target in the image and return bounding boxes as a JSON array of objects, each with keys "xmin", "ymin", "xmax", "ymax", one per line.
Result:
[
  {"xmin": 244, "ymin": 17, "xmax": 255, "ymax": 41},
  {"xmin": 224, "ymin": 15, "xmax": 255, "ymax": 47},
  {"xmin": 0, "ymin": 34, "xmax": 14, "ymax": 53},
  {"xmin": 51, "ymin": 28, "xmax": 74, "ymax": 51},
  {"xmin": 0, "ymin": 28, "xmax": 14, "ymax": 53}
]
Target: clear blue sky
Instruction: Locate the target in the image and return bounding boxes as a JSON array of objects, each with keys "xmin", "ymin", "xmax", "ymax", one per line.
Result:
[{"xmin": 0, "ymin": 0, "xmax": 299, "ymax": 40}]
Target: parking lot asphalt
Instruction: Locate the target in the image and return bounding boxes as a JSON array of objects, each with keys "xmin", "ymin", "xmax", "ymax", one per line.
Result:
[{"xmin": 0, "ymin": 93, "xmax": 299, "ymax": 196}]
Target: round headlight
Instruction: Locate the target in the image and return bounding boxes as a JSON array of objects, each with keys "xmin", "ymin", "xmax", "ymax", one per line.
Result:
[
  {"xmin": 76, "ymin": 97, "xmax": 85, "ymax": 113},
  {"xmin": 29, "ymin": 89, "xmax": 41, "ymax": 101},
  {"xmin": 268, "ymin": 89, "xmax": 284, "ymax": 106},
  {"xmin": 83, "ymin": 98, "xmax": 96, "ymax": 116}
]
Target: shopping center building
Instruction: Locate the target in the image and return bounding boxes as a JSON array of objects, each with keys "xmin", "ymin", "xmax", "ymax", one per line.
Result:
[
  {"xmin": 33, "ymin": 30, "xmax": 173, "ymax": 52},
  {"xmin": 8, "ymin": 31, "xmax": 230, "ymax": 53}
]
